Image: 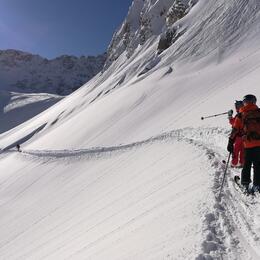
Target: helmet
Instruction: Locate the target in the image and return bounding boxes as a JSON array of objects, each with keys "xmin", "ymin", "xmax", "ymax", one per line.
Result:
[
  {"xmin": 234, "ymin": 100, "xmax": 243, "ymax": 109},
  {"xmin": 243, "ymin": 94, "xmax": 257, "ymax": 104}
]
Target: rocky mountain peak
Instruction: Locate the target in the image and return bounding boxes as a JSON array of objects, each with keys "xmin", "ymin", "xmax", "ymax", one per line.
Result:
[{"xmin": 104, "ymin": 0, "xmax": 197, "ymax": 69}]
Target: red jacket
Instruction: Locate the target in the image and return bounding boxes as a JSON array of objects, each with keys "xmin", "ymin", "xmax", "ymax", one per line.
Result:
[
  {"xmin": 231, "ymin": 104, "xmax": 260, "ymax": 148},
  {"xmin": 229, "ymin": 114, "xmax": 243, "ymax": 137},
  {"xmin": 229, "ymin": 117, "xmax": 235, "ymax": 126}
]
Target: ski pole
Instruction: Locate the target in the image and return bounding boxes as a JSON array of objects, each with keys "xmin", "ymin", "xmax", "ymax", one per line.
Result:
[
  {"xmin": 201, "ymin": 111, "xmax": 230, "ymax": 121},
  {"xmin": 218, "ymin": 152, "xmax": 232, "ymax": 198}
]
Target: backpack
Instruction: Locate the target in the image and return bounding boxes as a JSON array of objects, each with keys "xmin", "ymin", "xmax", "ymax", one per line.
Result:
[{"xmin": 242, "ymin": 108, "xmax": 260, "ymax": 141}]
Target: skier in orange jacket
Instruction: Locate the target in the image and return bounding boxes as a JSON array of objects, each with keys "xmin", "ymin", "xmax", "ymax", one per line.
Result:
[{"xmin": 228, "ymin": 94, "xmax": 260, "ymax": 193}]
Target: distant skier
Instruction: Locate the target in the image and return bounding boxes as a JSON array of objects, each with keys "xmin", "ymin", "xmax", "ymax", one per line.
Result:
[
  {"xmin": 227, "ymin": 100, "xmax": 244, "ymax": 168},
  {"xmin": 16, "ymin": 144, "xmax": 21, "ymax": 152},
  {"xmin": 227, "ymin": 94, "xmax": 260, "ymax": 193}
]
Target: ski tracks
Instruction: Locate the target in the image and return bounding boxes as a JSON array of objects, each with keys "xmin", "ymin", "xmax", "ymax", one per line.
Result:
[
  {"xmin": 9, "ymin": 127, "xmax": 260, "ymax": 259},
  {"xmin": 180, "ymin": 128, "xmax": 260, "ymax": 260},
  {"xmin": 181, "ymin": 136, "xmax": 236, "ymax": 260}
]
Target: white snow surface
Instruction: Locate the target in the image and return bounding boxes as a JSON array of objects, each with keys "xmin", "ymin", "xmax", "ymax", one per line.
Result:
[
  {"xmin": 0, "ymin": 91, "xmax": 62, "ymax": 134},
  {"xmin": 1, "ymin": 0, "xmax": 260, "ymax": 259}
]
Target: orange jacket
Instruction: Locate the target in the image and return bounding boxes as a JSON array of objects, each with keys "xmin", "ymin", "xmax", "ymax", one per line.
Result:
[{"xmin": 231, "ymin": 103, "xmax": 260, "ymax": 148}]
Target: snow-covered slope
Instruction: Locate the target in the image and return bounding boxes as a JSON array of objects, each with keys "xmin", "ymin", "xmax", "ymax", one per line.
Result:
[
  {"xmin": 0, "ymin": 49, "xmax": 106, "ymax": 95},
  {"xmin": 0, "ymin": 49, "xmax": 104, "ymax": 133},
  {"xmin": 0, "ymin": 90, "xmax": 62, "ymax": 134},
  {"xmin": 0, "ymin": 0, "xmax": 260, "ymax": 259}
]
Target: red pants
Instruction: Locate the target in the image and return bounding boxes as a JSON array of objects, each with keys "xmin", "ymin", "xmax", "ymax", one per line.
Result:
[{"xmin": 232, "ymin": 137, "xmax": 244, "ymax": 166}]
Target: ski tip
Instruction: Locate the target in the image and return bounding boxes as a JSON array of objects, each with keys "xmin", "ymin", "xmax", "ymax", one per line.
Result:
[{"xmin": 234, "ymin": 175, "xmax": 240, "ymax": 183}]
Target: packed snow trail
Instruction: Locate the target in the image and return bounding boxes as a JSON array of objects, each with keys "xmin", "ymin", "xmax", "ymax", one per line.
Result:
[
  {"xmin": 0, "ymin": 127, "xmax": 259, "ymax": 259},
  {"xmin": 0, "ymin": 137, "xmax": 212, "ymax": 259}
]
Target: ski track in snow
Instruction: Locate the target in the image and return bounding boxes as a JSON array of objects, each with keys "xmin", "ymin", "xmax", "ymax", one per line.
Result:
[
  {"xmin": 1, "ymin": 127, "xmax": 259, "ymax": 259},
  {"xmin": 19, "ymin": 127, "xmax": 228, "ymax": 161}
]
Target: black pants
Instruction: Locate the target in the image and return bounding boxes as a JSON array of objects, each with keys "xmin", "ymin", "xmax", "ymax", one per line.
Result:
[{"xmin": 241, "ymin": 147, "xmax": 260, "ymax": 186}]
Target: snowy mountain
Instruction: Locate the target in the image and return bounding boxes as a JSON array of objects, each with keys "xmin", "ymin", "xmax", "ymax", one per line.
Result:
[
  {"xmin": 105, "ymin": 0, "xmax": 194, "ymax": 68},
  {"xmin": 1, "ymin": 0, "xmax": 260, "ymax": 259},
  {"xmin": 0, "ymin": 49, "xmax": 106, "ymax": 95}
]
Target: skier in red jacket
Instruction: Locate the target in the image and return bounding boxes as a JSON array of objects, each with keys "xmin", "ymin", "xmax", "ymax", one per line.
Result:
[{"xmin": 228, "ymin": 100, "xmax": 244, "ymax": 168}]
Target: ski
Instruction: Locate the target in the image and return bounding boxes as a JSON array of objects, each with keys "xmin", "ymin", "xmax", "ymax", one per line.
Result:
[{"xmin": 233, "ymin": 175, "xmax": 257, "ymax": 199}]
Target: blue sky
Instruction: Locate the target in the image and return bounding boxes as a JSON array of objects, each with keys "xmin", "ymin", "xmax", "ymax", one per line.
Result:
[{"xmin": 0, "ymin": 0, "xmax": 132, "ymax": 58}]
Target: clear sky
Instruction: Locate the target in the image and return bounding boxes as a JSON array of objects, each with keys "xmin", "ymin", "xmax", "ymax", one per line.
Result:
[{"xmin": 0, "ymin": 0, "xmax": 133, "ymax": 58}]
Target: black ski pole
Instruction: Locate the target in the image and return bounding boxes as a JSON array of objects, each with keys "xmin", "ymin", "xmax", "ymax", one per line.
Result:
[
  {"xmin": 201, "ymin": 111, "xmax": 230, "ymax": 121},
  {"xmin": 219, "ymin": 152, "xmax": 232, "ymax": 198}
]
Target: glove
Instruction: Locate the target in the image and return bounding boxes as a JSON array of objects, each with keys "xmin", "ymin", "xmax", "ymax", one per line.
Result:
[
  {"xmin": 227, "ymin": 138, "xmax": 234, "ymax": 153},
  {"xmin": 227, "ymin": 109, "xmax": 233, "ymax": 119}
]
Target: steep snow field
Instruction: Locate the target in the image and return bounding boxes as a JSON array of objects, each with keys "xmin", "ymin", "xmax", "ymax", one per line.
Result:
[
  {"xmin": 0, "ymin": 137, "xmax": 214, "ymax": 259},
  {"xmin": 0, "ymin": 91, "xmax": 62, "ymax": 134},
  {"xmin": 1, "ymin": 0, "xmax": 260, "ymax": 259}
]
